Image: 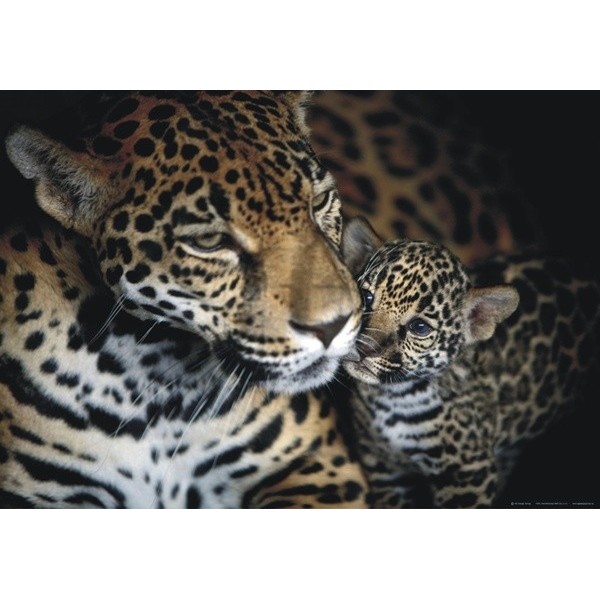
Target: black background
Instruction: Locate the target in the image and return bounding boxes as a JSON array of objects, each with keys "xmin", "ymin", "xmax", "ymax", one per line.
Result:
[
  {"xmin": 463, "ymin": 93, "xmax": 600, "ymax": 507},
  {"xmin": 1, "ymin": 91, "xmax": 598, "ymax": 507}
]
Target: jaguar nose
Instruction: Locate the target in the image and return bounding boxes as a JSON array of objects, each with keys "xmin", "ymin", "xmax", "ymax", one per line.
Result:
[{"xmin": 290, "ymin": 314, "xmax": 352, "ymax": 349}]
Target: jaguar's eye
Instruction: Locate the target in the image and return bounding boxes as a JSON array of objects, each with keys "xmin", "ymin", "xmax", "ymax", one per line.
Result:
[
  {"xmin": 179, "ymin": 233, "xmax": 236, "ymax": 253},
  {"xmin": 361, "ymin": 288, "xmax": 374, "ymax": 310},
  {"xmin": 407, "ymin": 318, "xmax": 433, "ymax": 337},
  {"xmin": 312, "ymin": 189, "xmax": 332, "ymax": 213}
]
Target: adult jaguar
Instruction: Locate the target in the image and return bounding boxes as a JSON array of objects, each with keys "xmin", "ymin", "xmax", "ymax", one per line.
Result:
[
  {"xmin": 339, "ymin": 217, "xmax": 599, "ymax": 507},
  {"xmin": 0, "ymin": 92, "xmax": 367, "ymax": 508}
]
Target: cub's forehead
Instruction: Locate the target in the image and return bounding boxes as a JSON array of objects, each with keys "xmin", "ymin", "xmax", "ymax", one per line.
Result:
[{"xmin": 362, "ymin": 240, "xmax": 470, "ymax": 295}]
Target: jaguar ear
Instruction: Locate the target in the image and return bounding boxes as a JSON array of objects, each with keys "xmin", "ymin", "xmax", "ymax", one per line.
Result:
[
  {"xmin": 464, "ymin": 285, "xmax": 519, "ymax": 343},
  {"xmin": 341, "ymin": 216, "xmax": 383, "ymax": 276},
  {"xmin": 5, "ymin": 125, "xmax": 120, "ymax": 237}
]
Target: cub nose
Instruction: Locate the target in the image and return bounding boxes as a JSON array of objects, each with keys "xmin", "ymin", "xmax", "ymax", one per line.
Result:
[{"xmin": 290, "ymin": 314, "xmax": 352, "ymax": 349}]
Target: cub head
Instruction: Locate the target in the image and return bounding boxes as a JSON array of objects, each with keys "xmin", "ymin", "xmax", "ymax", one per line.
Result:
[
  {"xmin": 341, "ymin": 217, "xmax": 519, "ymax": 385},
  {"xmin": 6, "ymin": 91, "xmax": 362, "ymax": 394}
]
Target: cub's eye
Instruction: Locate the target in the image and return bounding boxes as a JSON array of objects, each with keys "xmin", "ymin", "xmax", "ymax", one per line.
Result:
[
  {"xmin": 407, "ymin": 318, "xmax": 433, "ymax": 337},
  {"xmin": 361, "ymin": 288, "xmax": 374, "ymax": 310},
  {"xmin": 179, "ymin": 233, "xmax": 236, "ymax": 253}
]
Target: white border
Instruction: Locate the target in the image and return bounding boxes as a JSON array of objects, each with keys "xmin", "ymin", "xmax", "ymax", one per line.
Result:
[
  {"xmin": 2, "ymin": 1, "xmax": 600, "ymax": 89},
  {"xmin": 1, "ymin": 2, "xmax": 598, "ymax": 591},
  {"xmin": 1, "ymin": 509, "xmax": 596, "ymax": 598}
]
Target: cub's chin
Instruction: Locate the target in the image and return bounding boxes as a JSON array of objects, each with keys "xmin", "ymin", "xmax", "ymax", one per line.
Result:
[{"xmin": 342, "ymin": 359, "xmax": 382, "ymax": 385}]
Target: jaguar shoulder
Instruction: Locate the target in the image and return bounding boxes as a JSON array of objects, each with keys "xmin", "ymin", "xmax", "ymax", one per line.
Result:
[{"xmin": 310, "ymin": 91, "xmax": 543, "ymax": 266}]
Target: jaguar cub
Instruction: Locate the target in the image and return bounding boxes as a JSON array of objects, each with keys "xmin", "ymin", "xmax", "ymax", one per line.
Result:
[{"xmin": 340, "ymin": 217, "xmax": 599, "ymax": 508}]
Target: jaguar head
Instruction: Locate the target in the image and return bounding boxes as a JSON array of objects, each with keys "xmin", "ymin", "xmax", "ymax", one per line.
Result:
[
  {"xmin": 341, "ymin": 217, "xmax": 519, "ymax": 386},
  {"xmin": 6, "ymin": 91, "xmax": 362, "ymax": 394}
]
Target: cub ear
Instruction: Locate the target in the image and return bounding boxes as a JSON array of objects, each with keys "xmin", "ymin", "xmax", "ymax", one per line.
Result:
[
  {"xmin": 5, "ymin": 125, "xmax": 120, "ymax": 236},
  {"xmin": 341, "ymin": 216, "xmax": 383, "ymax": 276},
  {"xmin": 464, "ymin": 285, "xmax": 519, "ymax": 343}
]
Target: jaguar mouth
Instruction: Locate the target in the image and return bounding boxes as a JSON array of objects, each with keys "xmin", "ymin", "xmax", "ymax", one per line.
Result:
[
  {"xmin": 213, "ymin": 339, "xmax": 345, "ymax": 394},
  {"xmin": 264, "ymin": 355, "xmax": 340, "ymax": 393},
  {"xmin": 241, "ymin": 354, "xmax": 344, "ymax": 394}
]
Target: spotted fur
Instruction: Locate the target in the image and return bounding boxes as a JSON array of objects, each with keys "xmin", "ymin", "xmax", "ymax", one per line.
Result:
[
  {"xmin": 309, "ymin": 91, "xmax": 542, "ymax": 266},
  {"xmin": 0, "ymin": 92, "xmax": 367, "ymax": 508},
  {"xmin": 340, "ymin": 217, "xmax": 599, "ymax": 508}
]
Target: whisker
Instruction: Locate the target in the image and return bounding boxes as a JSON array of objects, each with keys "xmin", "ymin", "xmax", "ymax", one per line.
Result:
[
  {"xmin": 363, "ymin": 326, "xmax": 386, "ymax": 334},
  {"xmin": 357, "ymin": 333, "xmax": 380, "ymax": 352},
  {"xmin": 158, "ymin": 356, "xmax": 226, "ymax": 462},
  {"xmin": 215, "ymin": 366, "xmax": 249, "ymax": 448},
  {"xmin": 331, "ymin": 373, "xmax": 355, "ymax": 394},
  {"xmin": 148, "ymin": 356, "xmax": 229, "ymax": 506},
  {"xmin": 206, "ymin": 364, "xmax": 241, "ymax": 422},
  {"xmin": 136, "ymin": 319, "xmax": 162, "ymax": 345},
  {"xmin": 357, "ymin": 337, "xmax": 379, "ymax": 352},
  {"xmin": 201, "ymin": 366, "xmax": 246, "ymax": 476},
  {"xmin": 112, "ymin": 346, "xmax": 212, "ymax": 437},
  {"xmin": 126, "ymin": 345, "xmax": 210, "ymax": 413},
  {"xmin": 234, "ymin": 369, "xmax": 256, "ymax": 431},
  {"xmin": 92, "ymin": 347, "xmax": 215, "ymax": 477},
  {"xmin": 89, "ymin": 294, "xmax": 125, "ymax": 344}
]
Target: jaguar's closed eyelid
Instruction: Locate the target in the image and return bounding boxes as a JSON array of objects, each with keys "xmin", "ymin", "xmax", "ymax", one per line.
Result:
[
  {"xmin": 311, "ymin": 187, "xmax": 339, "ymax": 214},
  {"xmin": 178, "ymin": 231, "xmax": 238, "ymax": 253},
  {"xmin": 311, "ymin": 187, "xmax": 338, "ymax": 212}
]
